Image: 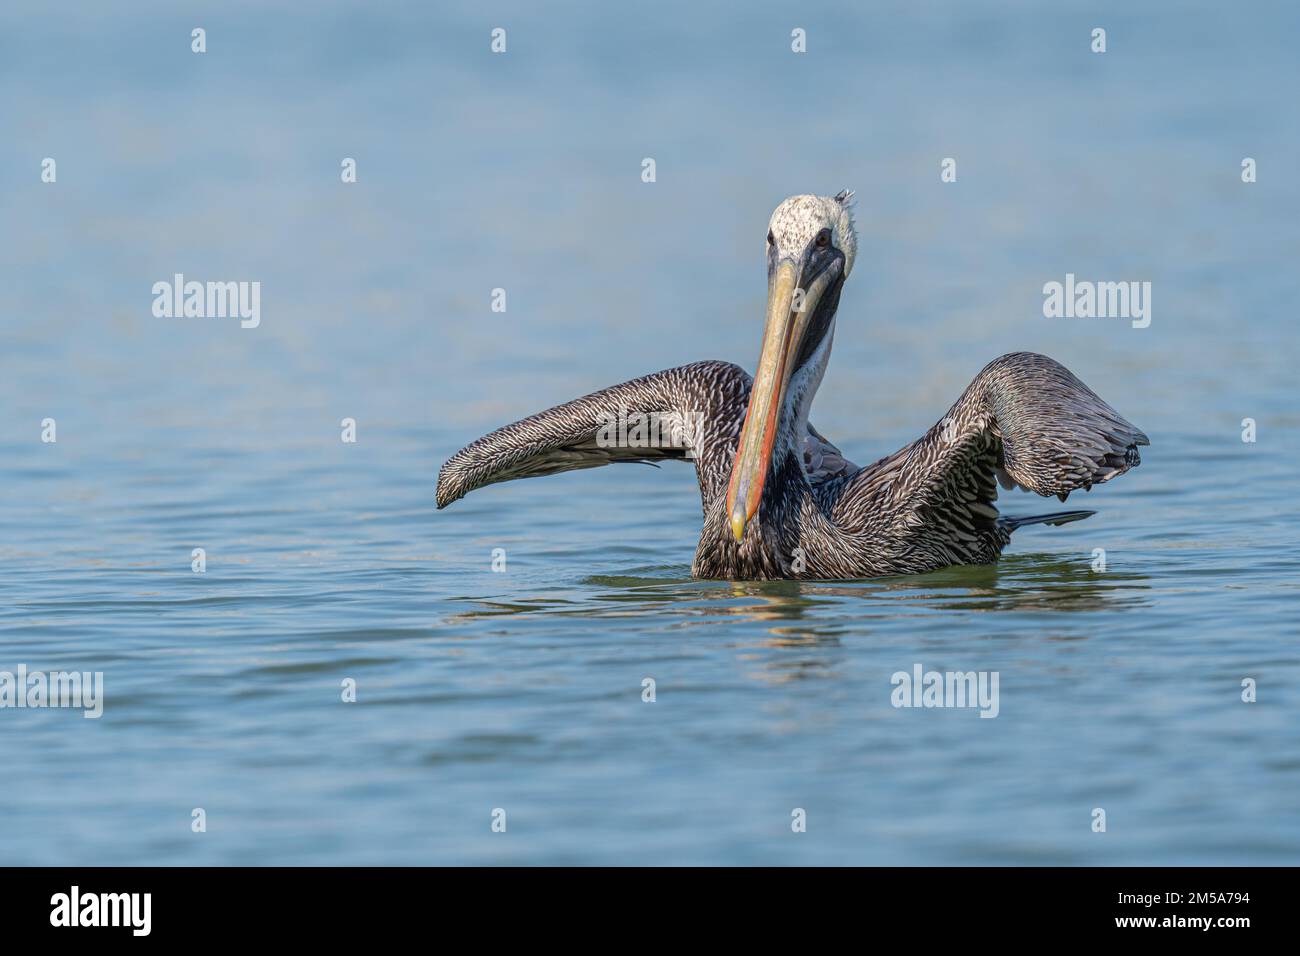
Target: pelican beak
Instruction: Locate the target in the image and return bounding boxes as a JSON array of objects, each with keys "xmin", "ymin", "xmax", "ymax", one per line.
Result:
[{"xmin": 726, "ymin": 257, "xmax": 829, "ymax": 542}]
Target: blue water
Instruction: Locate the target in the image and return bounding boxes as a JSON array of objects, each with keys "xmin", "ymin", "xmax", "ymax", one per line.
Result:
[{"xmin": 2, "ymin": 0, "xmax": 1297, "ymax": 864}]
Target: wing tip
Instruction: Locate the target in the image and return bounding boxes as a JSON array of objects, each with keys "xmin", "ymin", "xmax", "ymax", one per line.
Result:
[{"xmin": 435, "ymin": 461, "xmax": 464, "ymax": 510}]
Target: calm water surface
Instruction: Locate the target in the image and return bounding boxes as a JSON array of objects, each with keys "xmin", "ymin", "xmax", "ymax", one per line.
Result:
[{"xmin": 1, "ymin": 1, "xmax": 1297, "ymax": 864}]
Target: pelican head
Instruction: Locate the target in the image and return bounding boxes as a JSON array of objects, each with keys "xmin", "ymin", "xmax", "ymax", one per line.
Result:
[{"xmin": 726, "ymin": 190, "xmax": 857, "ymax": 542}]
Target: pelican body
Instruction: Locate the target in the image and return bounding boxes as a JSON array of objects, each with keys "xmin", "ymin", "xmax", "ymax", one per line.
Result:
[{"xmin": 437, "ymin": 192, "xmax": 1149, "ymax": 580}]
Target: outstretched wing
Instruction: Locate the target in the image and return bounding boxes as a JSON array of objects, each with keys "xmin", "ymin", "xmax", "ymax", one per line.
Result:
[
  {"xmin": 437, "ymin": 361, "xmax": 859, "ymax": 513},
  {"xmin": 436, "ymin": 361, "xmax": 752, "ymax": 511},
  {"xmin": 834, "ymin": 352, "xmax": 1148, "ymax": 557}
]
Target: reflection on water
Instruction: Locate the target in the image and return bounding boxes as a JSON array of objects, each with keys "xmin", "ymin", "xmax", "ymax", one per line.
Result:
[
  {"xmin": 441, "ymin": 551, "xmax": 1159, "ymax": 690},
  {"xmin": 578, "ymin": 552, "xmax": 1155, "ymax": 625}
]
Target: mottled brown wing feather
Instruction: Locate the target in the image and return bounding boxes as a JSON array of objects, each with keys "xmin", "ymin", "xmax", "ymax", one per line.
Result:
[
  {"xmin": 833, "ymin": 352, "xmax": 1148, "ymax": 554},
  {"xmin": 436, "ymin": 361, "xmax": 752, "ymax": 511}
]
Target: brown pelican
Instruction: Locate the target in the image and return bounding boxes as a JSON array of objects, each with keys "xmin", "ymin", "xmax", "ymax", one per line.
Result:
[{"xmin": 437, "ymin": 191, "xmax": 1149, "ymax": 580}]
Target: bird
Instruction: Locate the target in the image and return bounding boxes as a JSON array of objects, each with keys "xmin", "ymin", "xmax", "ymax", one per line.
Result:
[{"xmin": 436, "ymin": 191, "xmax": 1149, "ymax": 580}]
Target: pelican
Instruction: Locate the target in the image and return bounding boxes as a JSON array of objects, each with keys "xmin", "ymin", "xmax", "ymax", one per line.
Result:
[{"xmin": 437, "ymin": 191, "xmax": 1149, "ymax": 580}]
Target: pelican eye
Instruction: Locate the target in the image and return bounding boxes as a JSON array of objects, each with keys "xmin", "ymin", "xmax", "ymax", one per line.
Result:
[
  {"xmin": 767, "ymin": 230, "xmax": 775, "ymax": 246},
  {"xmin": 815, "ymin": 228, "xmax": 831, "ymax": 249}
]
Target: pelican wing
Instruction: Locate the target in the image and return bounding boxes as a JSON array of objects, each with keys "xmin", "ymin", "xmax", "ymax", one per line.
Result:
[
  {"xmin": 436, "ymin": 361, "xmax": 753, "ymax": 510},
  {"xmin": 803, "ymin": 422, "xmax": 858, "ymax": 484},
  {"xmin": 836, "ymin": 352, "xmax": 1149, "ymax": 548}
]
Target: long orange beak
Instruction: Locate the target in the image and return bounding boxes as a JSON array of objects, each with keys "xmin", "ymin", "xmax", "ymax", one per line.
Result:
[{"xmin": 725, "ymin": 259, "xmax": 817, "ymax": 542}]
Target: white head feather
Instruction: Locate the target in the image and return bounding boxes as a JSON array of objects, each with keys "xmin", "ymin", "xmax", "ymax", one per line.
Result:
[{"xmin": 766, "ymin": 191, "xmax": 857, "ymax": 276}]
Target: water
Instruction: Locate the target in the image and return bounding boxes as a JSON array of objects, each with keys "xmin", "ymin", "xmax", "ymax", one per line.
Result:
[{"xmin": 1, "ymin": 0, "xmax": 1297, "ymax": 864}]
